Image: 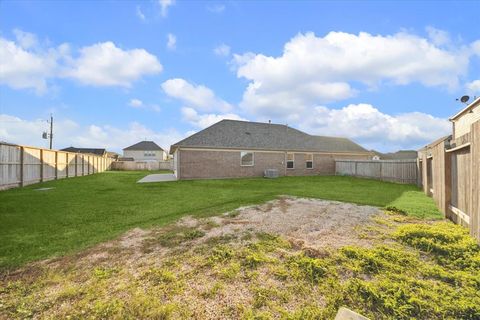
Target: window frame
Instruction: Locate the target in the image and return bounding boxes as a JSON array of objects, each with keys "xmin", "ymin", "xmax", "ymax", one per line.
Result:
[
  {"xmin": 240, "ymin": 151, "xmax": 254, "ymax": 167},
  {"xmin": 286, "ymin": 153, "xmax": 295, "ymax": 169},
  {"xmin": 306, "ymin": 153, "xmax": 313, "ymax": 169},
  {"xmin": 144, "ymin": 150, "xmax": 156, "ymax": 157}
]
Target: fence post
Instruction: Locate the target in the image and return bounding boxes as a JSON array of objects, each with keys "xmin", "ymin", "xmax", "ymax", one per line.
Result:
[
  {"xmin": 40, "ymin": 148, "xmax": 44, "ymax": 182},
  {"xmin": 55, "ymin": 151, "xmax": 58, "ymax": 180},
  {"xmin": 19, "ymin": 146, "xmax": 24, "ymax": 187}
]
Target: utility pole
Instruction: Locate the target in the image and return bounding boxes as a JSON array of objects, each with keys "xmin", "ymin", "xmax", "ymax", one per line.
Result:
[{"xmin": 49, "ymin": 114, "xmax": 53, "ymax": 149}]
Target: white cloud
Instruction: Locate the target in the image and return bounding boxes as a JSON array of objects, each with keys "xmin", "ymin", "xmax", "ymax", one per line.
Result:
[
  {"xmin": 207, "ymin": 4, "xmax": 225, "ymax": 13},
  {"xmin": 13, "ymin": 29, "xmax": 38, "ymax": 49},
  {"xmin": 0, "ymin": 37, "xmax": 60, "ymax": 93},
  {"xmin": 136, "ymin": 6, "xmax": 146, "ymax": 21},
  {"xmin": 426, "ymin": 26, "xmax": 450, "ymax": 46},
  {"xmin": 65, "ymin": 42, "xmax": 162, "ymax": 87},
  {"xmin": 214, "ymin": 44, "xmax": 230, "ymax": 57},
  {"xmin": 128, "ymin": 98, "xmax": 161, "ymax": 112},
  {"xmin": 466, "ymin": 80, "xmax": 480, "ymax": 93},
  {"xmin": 0, "ymin": 114, "xmax": 182, "ymax": 152},
  {"xmin": 299, "ymin": 103, "xmax": 451, "ymax": 151},
  {"xmin": 159, "ymin": 0, "xmax": 175, "ymax": 17},
  {"xmin": 181, "ymin": 107, "xmax": 245, "ymax": 129},
  {"xmin": 161, "ymin": 78, "xmax": 233, "ymax": 112},
  {"xmin": 167, "ymin": 33, "xmax": 176, "ymax": 50},
  {"xmin": 1, "ymin": 31, "xmax": 163, "ymax": 91},
  {"xmin": 129, "ymin": 99, "xmax": 143, "ymax": 108},
  {"xmin": 234, "ymin": 31, "xmax": 472, "ymax": 117}
]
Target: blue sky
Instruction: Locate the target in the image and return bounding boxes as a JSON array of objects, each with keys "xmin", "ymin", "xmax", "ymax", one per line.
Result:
[{"xmin": 1, "ymin": 0, "xmax": 479, "ymax": 153}]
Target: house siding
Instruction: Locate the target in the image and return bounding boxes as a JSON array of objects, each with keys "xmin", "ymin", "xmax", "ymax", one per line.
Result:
[
  {"xmin": 453, "ymin": 103, "xmax": 480, "ymax": 139},
  {"xmin": 177, "ymin": 149, "xmax": 370, "ymax": 180}
]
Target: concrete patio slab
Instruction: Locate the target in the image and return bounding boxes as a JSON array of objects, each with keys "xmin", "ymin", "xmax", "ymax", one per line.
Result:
[{"xmin": 137, "ymin": 173, "xmax": 177, "ymax": 183}]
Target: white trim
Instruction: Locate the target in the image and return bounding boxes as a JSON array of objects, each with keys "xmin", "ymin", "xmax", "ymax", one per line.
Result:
[
  {"xmin": 449, "ymin": 205, "xmax": 470, "ymax": 225},
  {"xmin": 449, "ymin": 96, "xmax": 480, "ymax": 121},
  {"xmin": 306, "ymin": 153, "xmax": 313, "ymax": 169},
  {"xmin": 240, "ymin": 151, "xmax": 254, "ymax": 167},
  {"xmin": 446, "ymin": 142, "xmax": 471, "ymax": 153}
]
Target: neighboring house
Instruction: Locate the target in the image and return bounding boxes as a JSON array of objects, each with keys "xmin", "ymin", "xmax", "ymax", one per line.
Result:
[
  {"xmin": 123, "ymin": 141, "xmax": 167, "ymax": 161},
  {"xmin": 170, "ymin": 119, "xmax": 372, "ymax": 180},
  {"xmin": 450, "ymin": 96, "xmax": 480, "ymax": 142},
  {"xmin": 106, "ymin": 151, "xmax": 119, "ymax": 160},
  {"xmin": 60, "ymin": 147, "xmax": 107, "ymax": 157},
  {"xmin": 371, "ymin": 150, "xmax": 418, "ymax": 160}
]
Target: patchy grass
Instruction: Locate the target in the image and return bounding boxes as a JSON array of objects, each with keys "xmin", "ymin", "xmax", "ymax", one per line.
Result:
[
  {"xmin": 0, "ymin": 171, "xmax": 439, "ymax": 269},
  {"xmin": 1, "ymin": 214, "xmax": 478, "ymax": 319}
]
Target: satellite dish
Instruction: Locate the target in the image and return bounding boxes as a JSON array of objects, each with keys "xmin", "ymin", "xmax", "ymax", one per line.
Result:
[{"xmin": 460, "ymin": 95, "xmax": 470, "ymax": 103}]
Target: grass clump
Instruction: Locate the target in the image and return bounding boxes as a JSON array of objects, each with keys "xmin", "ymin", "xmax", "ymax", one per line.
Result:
[{"xmin": 394, "ymin": 222, "xmax": 480, "ymax": 269}]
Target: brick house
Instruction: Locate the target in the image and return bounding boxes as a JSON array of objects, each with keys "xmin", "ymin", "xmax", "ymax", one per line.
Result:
[{"xmin": 170, "ymin": 119, "xmax": 372, "ymax": 179}]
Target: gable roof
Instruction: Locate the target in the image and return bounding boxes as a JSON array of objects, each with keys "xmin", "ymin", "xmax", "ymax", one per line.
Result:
[
  {"xmin": 171, "ymin": 120, "xmax": 369, "ymax": 154},
  {"xmin": 60, "ymin": 147, "xmax": 106, "ymax": 156},
  {"xmin": 450, "ymin": 96, "xmax": 480, "ymax": 121},
  {"xmin": 372, "ymin": 150, "xmax": 418, "ymax": 160},
  {"xmin": 123, "ymin": 141, "xmax": 164, "ymax": 151}
]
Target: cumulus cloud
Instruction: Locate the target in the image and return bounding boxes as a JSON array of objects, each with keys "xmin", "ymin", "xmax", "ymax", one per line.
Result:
[
  {"xmin": 0, "ymin": 36, "xmax": 63, "ymax": 93},
  {"xmin": 0, "ymin": 31, "xmax": 163, "ymax": 91},
  {"xmin": 299, "ymin": 103, "xmax": 451, "ymax": 151},
  {"xmin": 159, "ymin": 0, "xmax": 175, "ymax": 17},
  {"xmin": 128, "ymin": 98, "xmax": 160, "ymax": 112},
  {"xmin": 425, "ymin": 26, "xmax": 451, "ymax": 46},
  {"xmin": 64, "ymin": 42, "xmax": 162, "ymax": 87},
  {"xmin": 0, "ymin": 114, "xmax": 182, "ymax": 152},
  {"xmin": 167, "ymin": 33, "xmax": 176, "ymax": 50},
  {"xmin": 207, "ymin": 4, "xmax": 225, "ymax": 13},
  {"xmin": 136, "ymin": 6, "xmax": 146, "ymax": 21},
  {"xmin": 233, "ymin": 31, "xmax": 473, "ymax": 117},
  {"xmin": 181, "ymin": 107, "xmax": 245, "ymax": 129},
  {"xmin": 13, "ymin": 29, "xmax": 38, "ymax": 49},
  {"xmin": 129, "ymin": 99, "xmax": 143, "ymax": 108},
  {"xmin": 466, "ymin": 80, "xmax": 480, "ymax": 93},
  {"xmin": 214, "ymin": 44, "xmax": 230, "ymax": 57},
  {"xmin": 161, "ymin": 78, "xmax": 233, "ymax": 112}
]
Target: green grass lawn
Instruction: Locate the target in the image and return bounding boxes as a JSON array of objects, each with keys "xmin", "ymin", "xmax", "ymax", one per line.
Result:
[{"xmin": 0, "ymin": 171, "xmax": 440, "ymax": 270}]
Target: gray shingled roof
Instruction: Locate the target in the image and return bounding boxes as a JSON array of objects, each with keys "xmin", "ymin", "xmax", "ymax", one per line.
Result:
[
  {"xmin": 373, "ymin": 150, "xmax": 418, "ymax": 160},
  {"xmin": 171, "ymin": 120, "xmax": 369, "ymax": 154},
  {"xmin": 124, "ymin": 141, "xmax": 164, "ymax": 151}
]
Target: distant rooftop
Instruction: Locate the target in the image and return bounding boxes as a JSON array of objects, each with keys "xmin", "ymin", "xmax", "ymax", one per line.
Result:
[
  {"xmin": 123, "ymin": 141, "xmax": 164, "ymax": 151},
  {"xmin": 60, "ymin": 147, "xmax": 106, "ymax": 156}
]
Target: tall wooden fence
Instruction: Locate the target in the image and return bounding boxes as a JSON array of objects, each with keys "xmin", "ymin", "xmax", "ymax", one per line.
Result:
[
  {"xmin": 419, "ymin": 120, "xmax": 480, "ymax": 243},
  {"xmin": 0, "ymin": 142, "xmax": 113, "ymax": 190},
  {"xmin": 335, "ymin": 159, "xmax": 418, "ymax": 184}
]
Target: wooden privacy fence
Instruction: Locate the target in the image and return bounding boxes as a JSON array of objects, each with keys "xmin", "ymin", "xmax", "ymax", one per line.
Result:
[
  {"xmin": 111, "ymin": 160, "xmax": 173, "ymax": 171},
  {"xmin": 419, "ymin": 120, "xmax": 480, "ymax": 243},
  {"xmin": 335, "ymin": 159, "xmax": 418, "ymax": 184},
  {"xmin": 0, "ymin": 142, "xmax": 113, "ymax": 190}
]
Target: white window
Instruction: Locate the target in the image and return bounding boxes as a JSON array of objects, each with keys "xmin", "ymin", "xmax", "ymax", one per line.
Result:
[
  {"xmin": 306, "ymin": 154, "xmax": 313, "ymax": 169},
  {"xmin": 241, "ymin": 151, "xmax": 254, "ymax": 166},
  {"xmin": 286, "ymin": 153, "xmax": 294, "ymax": 169}
]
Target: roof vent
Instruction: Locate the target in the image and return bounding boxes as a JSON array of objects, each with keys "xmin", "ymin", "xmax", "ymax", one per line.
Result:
[{"xmin": 245, "ymin": 131, "xmax": 251, "ymax": 135}]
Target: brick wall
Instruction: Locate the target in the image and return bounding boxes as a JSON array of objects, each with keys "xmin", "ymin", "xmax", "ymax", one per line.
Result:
[{"xmin": 178, "ymin": 149, "xmax": 371, "ymax": 180}]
